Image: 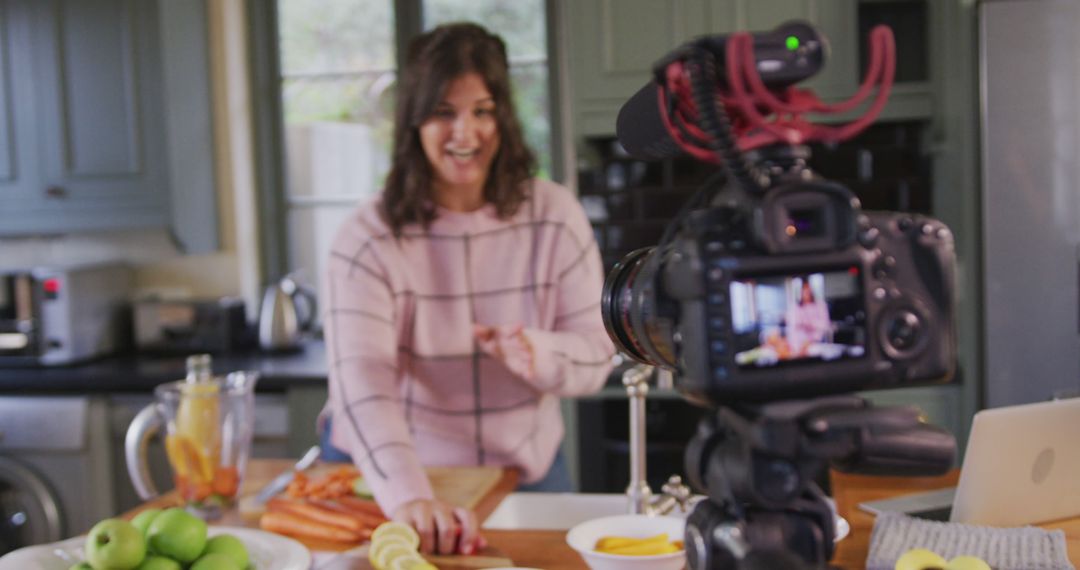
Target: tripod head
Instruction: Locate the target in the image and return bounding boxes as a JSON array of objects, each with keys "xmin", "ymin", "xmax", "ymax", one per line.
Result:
[{"xmin": 683, "ymin": 396, "xmax": 955, "ymax": 569}]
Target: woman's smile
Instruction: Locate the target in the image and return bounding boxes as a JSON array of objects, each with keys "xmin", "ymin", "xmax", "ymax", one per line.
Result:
[{"xmin": 419, "ymin": 72, "xmax": 501, "ymax": 211}]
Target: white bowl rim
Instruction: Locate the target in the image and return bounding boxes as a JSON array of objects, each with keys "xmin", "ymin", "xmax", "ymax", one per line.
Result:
[{"xmin": 566, "ymin": 514, "xmax": 687, "ymax": 561}]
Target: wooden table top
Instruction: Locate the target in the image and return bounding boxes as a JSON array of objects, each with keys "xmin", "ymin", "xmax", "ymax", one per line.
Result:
[
  {"xmin": 831, "ymin": 469, "xmax": 1080, "ymax": 568},
  {"xmin": 130, "ymin": 461, "xmax": 1080, "ymax": 569}
]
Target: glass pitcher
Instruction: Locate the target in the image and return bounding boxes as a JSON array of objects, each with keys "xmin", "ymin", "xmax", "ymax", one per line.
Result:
[{"xmin": 125, "ymin": 354, "xmax": 258, "ymax": 519}]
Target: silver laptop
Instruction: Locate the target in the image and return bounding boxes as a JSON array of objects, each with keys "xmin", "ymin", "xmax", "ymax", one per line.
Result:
[{"xmin": 859, "ymin": 397, "xmax": 1080, "ymax": 526}]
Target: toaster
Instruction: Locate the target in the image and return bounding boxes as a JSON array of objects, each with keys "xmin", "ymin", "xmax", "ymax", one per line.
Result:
[{"xmin": 134, "ymin": 297, "xmax": 251, "ymax": 354}]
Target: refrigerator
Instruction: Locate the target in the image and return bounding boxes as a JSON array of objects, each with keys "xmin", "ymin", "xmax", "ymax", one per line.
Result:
[{"xmin": 981, "ymin": 0, "xmax": 1080, "ymax": 406}]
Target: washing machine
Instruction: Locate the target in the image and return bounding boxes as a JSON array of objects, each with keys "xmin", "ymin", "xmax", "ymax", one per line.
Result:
[{"xmin": 0, "ymin": 397, "xmax": 114, "ymax": 555}]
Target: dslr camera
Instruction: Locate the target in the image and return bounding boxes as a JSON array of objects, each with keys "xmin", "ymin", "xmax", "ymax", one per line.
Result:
[
  {"xmin": 601, "ymin": 21, "xmax": 957, "ymax": 407},
  {"xmin": 601, "ymin": 20, "xmax": 958, "ymax": 570}
]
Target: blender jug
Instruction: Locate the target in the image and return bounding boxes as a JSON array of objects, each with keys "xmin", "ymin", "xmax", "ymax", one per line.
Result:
[{"xmin": 125, "ymin": 354, "xmax": 258, "ymax": 518}]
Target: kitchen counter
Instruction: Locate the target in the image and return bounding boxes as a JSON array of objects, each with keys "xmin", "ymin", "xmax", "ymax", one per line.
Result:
[
  {"xmin": 0, "ymin": 340, "xmax": 329, "ymax": 393},
  {"xmin": 124, "ymin": 459, "xmax": 573, "ymax": 569},
  {"xmin": 125, "ymin": 460, "xmax": 1080, "ymax": 569},
  {"xmin": 0, "ymin": 341, "xmax": 647, "ymax": 396}
]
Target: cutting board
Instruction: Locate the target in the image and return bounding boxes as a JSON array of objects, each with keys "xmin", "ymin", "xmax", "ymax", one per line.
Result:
[
  {"xmin": 424, "ymin": 466, "xmax": 505, "ymax": 510},
  {"xmin": 129, "ymin": 460, "xmax": 520, "ymax": 567},
  {"xmin": 311, "ymin": 544, "xmax": 515, "ymax": 569},
  {"xmin": 245, "ymin": 462, "xmax": 516, "ymax": 567},
  {"xmin": 240, "ymin": 463, "xmax": 507, "ymax": 522}
]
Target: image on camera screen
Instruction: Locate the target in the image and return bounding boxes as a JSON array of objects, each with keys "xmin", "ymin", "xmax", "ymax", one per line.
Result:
[{"xmin": 729, "ymin": 267, "xmax": 867, "ymax": 368}]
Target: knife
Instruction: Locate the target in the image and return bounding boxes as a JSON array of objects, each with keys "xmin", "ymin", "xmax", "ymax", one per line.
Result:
[{"xmin": 254, "ymin": 444, "xmax": 322, "ymax": 504}]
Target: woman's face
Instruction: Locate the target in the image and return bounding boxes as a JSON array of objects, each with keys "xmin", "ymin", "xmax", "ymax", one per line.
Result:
[
  {"xmin": 419, "ymin": 72, "xmax": 501, "ymax": 205},
  {"xmin": 801, "ymin": 282, "xmax": 814, "ymax": 303}
]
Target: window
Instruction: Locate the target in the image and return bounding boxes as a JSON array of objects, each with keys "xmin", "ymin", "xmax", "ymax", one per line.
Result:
[{"xmin": 270, "ymin": 0, "xmax": 555, "ymax": 300}]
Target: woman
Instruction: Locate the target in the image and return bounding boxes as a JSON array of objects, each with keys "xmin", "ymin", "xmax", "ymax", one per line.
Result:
[
  {"xmin": 321, "ymin": 23, "xmax": 615, "ymax": 555},
  {"xmin": 785, "ymin": 279, "xmax": 832, "ymax": 357}
]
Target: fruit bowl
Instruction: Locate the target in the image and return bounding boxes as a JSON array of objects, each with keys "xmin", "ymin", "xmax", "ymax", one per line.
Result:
[
  {"xmin": 565, "ymin": 514, "xmax": 686, "ymax": 570},
  {"xmin": 0, "ymin": 527, "xmax": 310, "ymax": 570}
]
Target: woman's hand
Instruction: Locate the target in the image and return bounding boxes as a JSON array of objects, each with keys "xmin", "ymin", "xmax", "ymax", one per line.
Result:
[
  {"xmin": 391, "ymin": 499, "xmax": 484, "ymax": 555},
  {"xmin": 473, "ymin": 323, "xmax": 535, "ymax": 380}
]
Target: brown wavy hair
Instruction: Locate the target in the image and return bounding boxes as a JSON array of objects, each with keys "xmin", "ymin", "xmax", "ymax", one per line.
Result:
[{"xmin": 382, "ymin": 22, "xmax": 537, "ymax": 235}]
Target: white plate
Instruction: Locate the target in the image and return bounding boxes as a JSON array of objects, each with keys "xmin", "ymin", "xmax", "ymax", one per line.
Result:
[{"xmin": 0, "ymin": 526, "xmax": 311, "ymax": 570}]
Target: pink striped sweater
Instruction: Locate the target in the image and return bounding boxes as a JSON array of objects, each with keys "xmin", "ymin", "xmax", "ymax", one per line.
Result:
[{"xmin": 324, "ymin": 179, "xmax": 616, "ymax": 515}]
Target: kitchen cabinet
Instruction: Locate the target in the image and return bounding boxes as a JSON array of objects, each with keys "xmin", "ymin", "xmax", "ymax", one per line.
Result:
[
  {"xmin": 0, "ymin": 0, "xmax": 218, "ymax": 253},
  {"xmin": 561, "ymin": 0, "xmax": 711, "ymax": 137},
  {"xmin": 0, "ymin": 397, "xmax": 115, "ymax": 542},
  {"xmin": 0, "ymin": 1, "xmax": 38, "ymax": 209},
  {"xmin": 561, "ymin": 0, "xmax": 943, "ymax": 139}
]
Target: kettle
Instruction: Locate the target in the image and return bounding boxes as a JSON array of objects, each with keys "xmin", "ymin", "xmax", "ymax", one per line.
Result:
[{"xmin": 258, "ymin": 274, "xmax": 317, "ymax": 351}]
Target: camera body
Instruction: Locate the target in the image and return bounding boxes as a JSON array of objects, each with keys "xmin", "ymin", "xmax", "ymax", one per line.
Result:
[
  {"xmin": 604, "ymin": 20, "xmax": 958, "ymax": 569},
  {"xmin": 603, "ymin": 164, "xmax": 956, "ymax": 405}
]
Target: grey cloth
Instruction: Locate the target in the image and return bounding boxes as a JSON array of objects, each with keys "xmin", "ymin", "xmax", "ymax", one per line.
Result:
[{"xmin": 865, "ymin": 512, "xmax": 1074, "ymax": 570}]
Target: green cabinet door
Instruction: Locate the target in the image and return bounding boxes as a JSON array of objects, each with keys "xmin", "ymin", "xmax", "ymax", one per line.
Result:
[
  {"xmin": 562, "ymin": 0, "xmax": 941, "ymax": 139},
  {"xmin": 0, "ymin": 2, "xmax": 39, "ymax": 211},
  {"xmin": 18, "ymin": 0, "xmax": 169, "ymax": 233},
  {"xmin": 564, "ymin": 0, "xmax": 713, "ymax": 137},
  {"xmin": 0, "ymin": 0, "xmax": 218, "ymax": 253}
]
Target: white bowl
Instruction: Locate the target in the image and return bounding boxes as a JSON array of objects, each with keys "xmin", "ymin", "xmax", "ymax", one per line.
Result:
[{"xmin": 565, "ymin": 514, "xmax": 687, "ymax": 570}]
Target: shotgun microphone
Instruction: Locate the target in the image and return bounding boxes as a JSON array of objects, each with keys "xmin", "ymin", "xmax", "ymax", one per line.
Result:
[{"xmin": 615, "ymin": 81, "xmax": 684, "ymax": 161}]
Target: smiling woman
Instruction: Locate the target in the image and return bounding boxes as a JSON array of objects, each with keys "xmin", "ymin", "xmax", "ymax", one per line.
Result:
[
  {"xmin": 267, "ymin": 0, "xmax": 555, "ymax": 307},
  {"xmin": 382, "ymin": 23, "xmax": 535, "ymax": 234},
  {"xmin": 318, "ymin": 21, "xmax": 613, "ymax": 559}
]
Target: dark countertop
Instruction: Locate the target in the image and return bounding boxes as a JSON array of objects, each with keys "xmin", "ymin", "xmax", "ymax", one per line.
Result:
[
  {"xmin": 0, "ymin": 340, "xmax": 329, "ymax": 394},
  {"xmin": 0, "ymin": 340, "xmax": 648, "ymax": 397}
]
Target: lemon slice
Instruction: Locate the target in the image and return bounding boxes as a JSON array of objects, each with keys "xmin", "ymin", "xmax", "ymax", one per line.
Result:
[
  {"xmin": 371, "ymin": 522, "xmax": 421, "ymax": 550},
  {"xmin": 375, "ymin": 543, "xmax": 418, "ymax": 570},
  {"xmin": 390, "ymin": 554, "xmax": 437, "ymax": 570},
  {"xmin": 369, "ymin": 536, "xmax": 414, "ymax": 569},
  {"xmin": 164, "ymin": 434, "xmax": 191, "ymax": 478}
]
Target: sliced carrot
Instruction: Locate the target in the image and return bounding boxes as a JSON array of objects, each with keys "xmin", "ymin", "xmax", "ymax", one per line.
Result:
[
  {"xmin": 174, "ymin": 475, "xmax": 191, "ymax": 499},
  {"xmin": 212, "ymin": 466, "xmax": 240, "ymax": 497},
  {"xmin": 285, "ymin": 472, "xmax": 309, "ymax": 498},
  {"xmin": 267, "ymin": 498, "xmax": 366, "ymax": 533},
  {"xmin": 309, "ymin": 499, "xmax": 388, "ymax": 528},
  {"xmin": 259, "ymin": 511, "xmax": 364, "ymax": 543},
  {"xmin": 189, "ymin": 481, "xmax": 212, "ymax": 501},
  {"xmin": 337, "ymin": 496, "xmax": 388, "ymax": 518}
]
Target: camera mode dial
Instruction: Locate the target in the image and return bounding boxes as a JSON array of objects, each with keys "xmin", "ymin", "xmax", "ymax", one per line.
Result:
[{"xmin": 878, "ymin": 304, "xmax": 929, "ymax": 360}]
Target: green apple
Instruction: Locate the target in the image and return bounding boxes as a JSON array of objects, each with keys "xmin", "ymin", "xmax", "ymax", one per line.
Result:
[
  {"xmin": 84, "ymin": 518, "xmax": 147, "ymax": 570},
  {"xmin": 135, "ymin": 555, "xmax": 182, "ymax": 570},
  {"xmin": 202, "ymin": 534, "xmax": 249, "ymax": 569},
  {"xmin": 190, "ymin": 552, "xmax": 242, "ymax": 570},
  {"xmin": 131, "ymin": 509, "xmax": 162, "ymax": 538},
  {"xmin": 67, "ymin": 563, "xmax": 93, "ymax": 570},
  {"xmin": 145, "ymin": 508, "xmax": 207, "ymax": 563}
]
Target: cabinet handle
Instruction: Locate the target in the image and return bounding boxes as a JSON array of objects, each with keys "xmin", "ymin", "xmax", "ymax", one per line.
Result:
[{"xmin": 44, "ymin": 186, "xmax": 67, "ymax": 199}]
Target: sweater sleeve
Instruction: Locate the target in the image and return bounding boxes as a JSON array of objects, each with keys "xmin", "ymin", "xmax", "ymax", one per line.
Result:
[
  {"xmin": 324, "ymin": 221, "xmax": 434, "ymax": 516},
  {"xmin": 520, "ymin": 192, "xmax": 617, "ymax": 396}
]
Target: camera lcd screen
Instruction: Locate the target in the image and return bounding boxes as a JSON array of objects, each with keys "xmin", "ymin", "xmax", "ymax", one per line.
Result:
[{"xmin": 729, "ymin": 267, "xmax": 867, "ymax": 368}]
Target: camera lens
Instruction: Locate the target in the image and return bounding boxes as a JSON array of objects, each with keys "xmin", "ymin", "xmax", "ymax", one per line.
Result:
[
  {"xmin": 601, "ymin": 248, "xmax": 654, "ymax": 362},
  {"xmin": 601, "ymin": 247, "xmax": 677, "ymax": 367}
]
